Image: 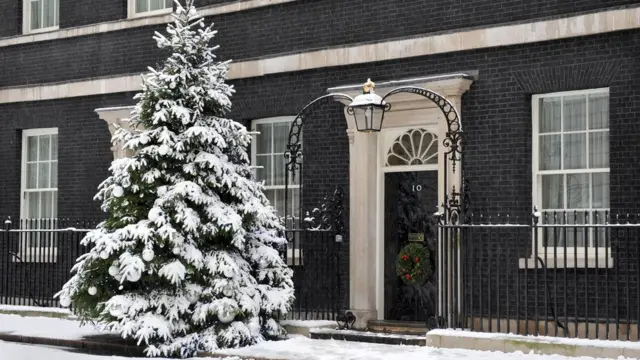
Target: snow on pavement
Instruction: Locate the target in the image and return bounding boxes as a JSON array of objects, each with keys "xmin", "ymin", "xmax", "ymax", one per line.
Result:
[
  {"xmin": 0, "ymin": 313, "xmax": 109, "ymax": 339},
  {"xmin": 0, "ymin": 314, "xmax": 631, "ymax": 360},
  {"xmin": 0, "ymin": 341, "xmax": 239, "ymax": 360},
  {"xmin": 215, "ymin": 335, "xmax": 629, "ymax": 360},
  {"xmin": 0, "ymin": 305, "xmax": 72, "ymax": 315}
]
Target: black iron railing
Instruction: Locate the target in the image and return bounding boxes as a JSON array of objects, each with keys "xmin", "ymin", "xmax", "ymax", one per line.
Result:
[
  {"xmin": 0, "ymin": 218, "xmax": 96, "ymax": 307},
  {"xmin": 0, "ymin": 217, "xmax": 346, "ymax": 322},
  {"xmin": 281, "ymin": 228, "xmax": 345, "ymax": 321},
  {"xmin": 439, "ymin": 209, "xmax": 640, "ymax": 341}
]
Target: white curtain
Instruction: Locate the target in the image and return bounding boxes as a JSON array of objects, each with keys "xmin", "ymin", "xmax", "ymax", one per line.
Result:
[{"xmin": 539, "ymin": 93, "xmax": 610, "ymax": 246}]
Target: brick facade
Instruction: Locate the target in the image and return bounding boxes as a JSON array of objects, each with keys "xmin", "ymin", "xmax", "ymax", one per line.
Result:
[
  {"xmin": 0, "ymin": 0, "xmax": 639, "ymax": 325},
  {"xmin": 1, "ymin": 1, "xmax": 636, "ymax": 87},
  {"xmin": 0, "ymin": 0, "xmax": 21, "ymax": 37}
]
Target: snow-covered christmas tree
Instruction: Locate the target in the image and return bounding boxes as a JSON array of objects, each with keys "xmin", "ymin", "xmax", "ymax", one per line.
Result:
[{"xmin": 55, "ymin": 1, "xmax": 294, "ymax": 357}]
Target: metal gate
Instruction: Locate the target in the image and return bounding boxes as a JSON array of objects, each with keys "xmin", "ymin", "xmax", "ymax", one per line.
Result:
[{"xmin": 281, "ymin": 95, "xmax": 350, "ymax": 321}]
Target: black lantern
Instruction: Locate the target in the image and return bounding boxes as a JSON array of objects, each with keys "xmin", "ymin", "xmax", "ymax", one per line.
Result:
[{"xmin": 346, "ymin": 79, "xmax": 390, "ymax": 133}]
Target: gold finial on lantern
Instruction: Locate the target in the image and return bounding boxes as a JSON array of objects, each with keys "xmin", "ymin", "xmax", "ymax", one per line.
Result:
[{"xmin": 362, "ymin": 78, "xmax": 375, "ymax": 93}]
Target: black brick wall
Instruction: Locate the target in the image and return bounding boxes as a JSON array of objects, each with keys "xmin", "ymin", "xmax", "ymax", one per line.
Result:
[
  {"xmin": 2, "ymin": 1, "xmax": 638, "ymax": 87},
  {"xmin": 60, "ymin": 0, "xmax": 127, "ymax": 28},
  {"xmin": 1, "ymin": 28, "xmax": 639, "ymax": 316},
  {"xmin": 226, "ymin": 30, "xmax": 640, "ymax": 318},
  {"xmin": 0, "ymin": 92, "xmax": 137, "ymax": 221},
  {"xmin": 0, "ymin": 0, "xmax": 21, "ymax": 37}
]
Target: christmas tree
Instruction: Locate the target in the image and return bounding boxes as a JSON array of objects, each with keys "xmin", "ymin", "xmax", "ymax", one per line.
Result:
[{"xmin": 55, "ymin": 1, "xmax": 294, "ymax": 357}]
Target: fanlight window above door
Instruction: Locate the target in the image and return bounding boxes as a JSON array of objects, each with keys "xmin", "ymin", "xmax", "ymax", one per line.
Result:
[{"xmin": 386, "ymin": 129, "xmax": 438, "ymax": 166}]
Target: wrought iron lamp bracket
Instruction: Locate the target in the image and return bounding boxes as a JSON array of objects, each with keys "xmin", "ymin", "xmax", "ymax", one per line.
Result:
[{"xmin": 284, "ymin": 93, "xmax": 354, "ymax": 178}]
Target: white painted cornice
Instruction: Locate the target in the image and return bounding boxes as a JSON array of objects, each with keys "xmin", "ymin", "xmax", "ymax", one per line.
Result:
[
  {"xmin": 0, "ymin": 7, "xmax": 638, "ymax": 104},
  {"xmin": 95, "ymin": 106, "xmax": 137, "ymax": 160},
  {"xmin": 328, "ymin": 74, "xmax": 475, "ymax": 105},
  {"xmin": 0, "ymin": 0, "xmax": 296, "ymax": 48}
]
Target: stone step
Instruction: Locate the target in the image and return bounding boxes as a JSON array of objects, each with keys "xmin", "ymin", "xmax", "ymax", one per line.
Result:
[
  {"xmin": 367, "ymin": 320, "xmax": 428, "ymax": 335},
  {"xmin": 308, "ymin": 328, "xmax": 426, "ymax": 346}
]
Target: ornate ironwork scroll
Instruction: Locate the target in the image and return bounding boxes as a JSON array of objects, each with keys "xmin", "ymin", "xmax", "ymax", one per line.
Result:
[{"xmin": 303, "ymin": 187, "xmax": 345, "ymax": 233}]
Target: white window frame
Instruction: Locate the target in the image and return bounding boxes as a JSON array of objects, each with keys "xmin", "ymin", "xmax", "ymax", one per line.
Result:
[
  {"xmin": 523, "ymin": 88, "xmax": 612, "ymax": 269},
  {"xmin": 22, "ymin": 0, "xmax": 60, "ymax": 34},
  {"xmin": 19, "ymin": 128, "xmax": 59, "ymax": 263},
  {"xmin": 251, "ymin": 116, "xmax": 302, "ymax": 266},
  {"xmin": 127, "ymin": 0, "xmax": 173, "ymax": 19}
]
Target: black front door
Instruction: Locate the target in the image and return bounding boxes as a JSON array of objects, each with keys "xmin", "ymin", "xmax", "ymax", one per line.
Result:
[{"xmin": 384, "ymin": 171, "xmax": 438, "ymax": 322}]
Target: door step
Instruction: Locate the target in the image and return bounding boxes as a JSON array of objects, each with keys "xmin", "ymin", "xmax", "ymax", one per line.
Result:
[
  {"xmin": 367, "ymin": 320, "xmax": 428, "ymax": 336},
  {"xmin": 308, "ymin": 328, "xmax": 426, "ymax": 346}
]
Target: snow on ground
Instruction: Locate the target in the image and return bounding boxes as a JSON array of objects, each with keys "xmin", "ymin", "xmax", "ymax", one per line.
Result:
[
  {"xmin": 430, "ymin": 329, "xmax": 640, "ymax": 349},
  {"xmin": 0, "ymin": 314, "xmax": 109, "ymax": 339},
  {"xmin": 0, "ymin": 313, "xmax": 631, "ymax": 360},
  {"xmin": 0, "ymin": 341, "xmax": 239, "ymax": 360},
  {"xmin": 280, "ymin": 319, "xmax": 336, "ymax": 328},
  {"xmin": 0, "ymin": 305, "xmax": 71, "ymax": 314},
  {"xmin": 215, "ymin": 335, "xmax": 628, "ymax": 360}
]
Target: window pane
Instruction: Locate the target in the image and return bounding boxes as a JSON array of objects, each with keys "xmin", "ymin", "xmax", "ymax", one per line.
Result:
[
  {"xmin": 51, "ymin": 134, "xmax": 58, "ymax": 160},
  {"xmin": 30, "ymin": 0, "xmax": 42, "ymax": 30},
  {"xmin": 27, "ymin": 163, "xmax": 38, "ymax": 189},
  {"xmin": 563, "ymin": 133, "xmax": 586, "ymax": 169},
  {"xmin": 136, "ymin": 0, "xmax": 147, "ymax": 13},
  {"xmin": 165, "ymin": 0, "xmax": 173, "ymax": 7},
  {"xmin": 566, "ymin": 173, "xmax": 589, "ymax": 209},
  {"xmin": 149, "ymin": 0, "xmax": 166, "ymax": 11},
  {"xmin": 274, "ymin": 189, "xmax": 286, "ymax": 218},
  {"xmin": 255, "ymin": 155, "xmax": 271, "ymax": 185},
  {"xmin": 563, "ymin": 95, "xmax": 586, "ymax": 131},
  {"xmin": 255, "ymin": 124, "xmax": 271, "ymax": 154},
  {"xmin": 290, "ymin": 188, "xmax": 300, "ymax": 227},
  {"xmin": 51, "ymin": 161, "xmax": 58, "ymax": 188},
  {"xmin": 539, "ymin": 135, "xmax": 561, "ymax": 170},
  {"xmin": 264, "ymin": 189, "xmax": 275, "ymax": 207},
  {"xmin": 273, "ymin": 155, "xmax": 286, "ymax": 186},
  {"xmin": 27, "ymin": 136, "xmax": 38, "ymax": 161},
  {"xmin": 589, "ymin": 131, "xmax": 609, "ymax": 168},
  {"xmin": 39, "ymin": 135, "xmax": 51, "ymax": 161},
  {"xmin": 52, "ymin": 191, "xmax": 58, "ymax": 218},
  {"xmin": 42, "ymin": 191, "xmax": 53, "ymax": 218},
  {"xmin": 541, "ymin": 174, "xmax": 563, "ymax": 209},
  {"xmin": 27, "ymin": 192, "xmax": 40, "ymax": 219},
  {"xmin": 589, "ymin": 93, "xmax": 609, "ymax": 129},
  {"xmin": 273, "ymin": 122, "xmax": 290, "ymax": 153},
  {"xmin": 592, "ymin": 173, "xmax": 610, "ymax": 209},
  {"xmin": 539, "ymin": 97, "xmax": 561, "ymax": 133},
  {"xmin": 564, "ymin": 211, "xmax": 587, "ymax": 247},
  {"xmin": 43, "ymin": 0, "xmax": 56, "ymax": 27},
  {"xmin": 38, "ymin": 162, "xmax": 50, "ymax": 188}
]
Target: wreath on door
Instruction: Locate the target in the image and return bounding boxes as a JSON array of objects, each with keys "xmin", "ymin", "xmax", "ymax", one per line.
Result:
[{"xmin": 396, "ymin": 243, "xmax": 432, "ymax": 286}]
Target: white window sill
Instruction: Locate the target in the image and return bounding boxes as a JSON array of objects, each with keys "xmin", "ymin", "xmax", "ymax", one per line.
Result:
[
  {"xmin": 129, "ymin": 7, "xmax": 172, "ymax": 19},
  {"xmin": 23, "ymin": 25, "xmax": 60, "ymax": 35},
  {"xmin": 518, "ymin": 254, "xmax": 613, "ymax": 269},
  {"xmin": 12, "ymin": 249, "xmax": 58, "ymax": 263}
]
